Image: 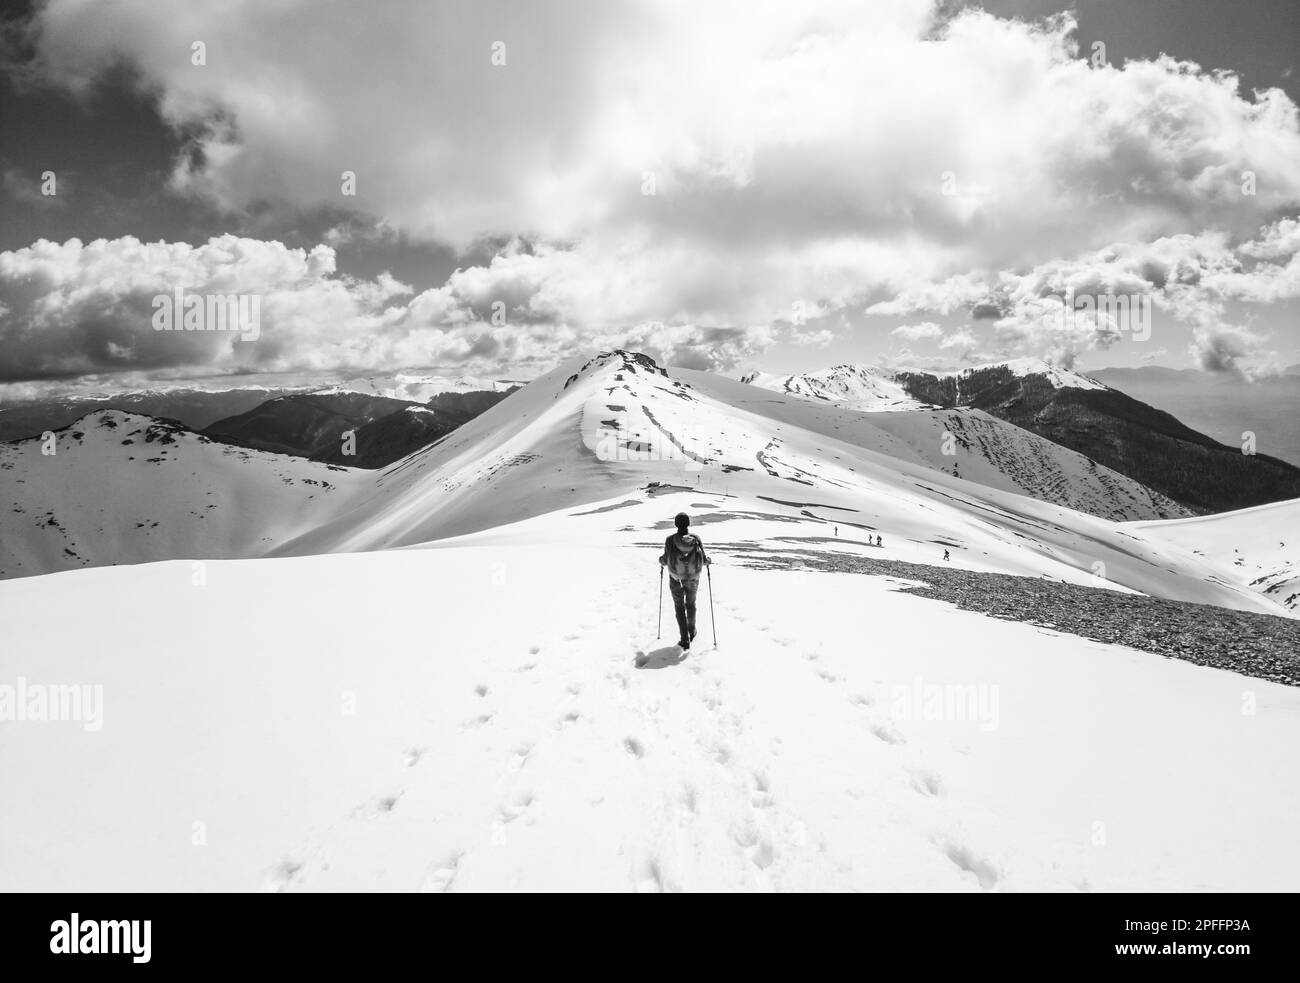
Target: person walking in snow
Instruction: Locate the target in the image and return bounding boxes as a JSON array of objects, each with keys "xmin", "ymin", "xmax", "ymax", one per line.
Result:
[
  {"xmin": 660, "ymin": 512, "xmax": 710, "ymax": 650},
  {"xmin": 944, "ymin": 549, "xmax": 950, "ymax": 562},
  {"xmin": 876, "ymin": 534, "xmax": 882, "ymax": 547}
]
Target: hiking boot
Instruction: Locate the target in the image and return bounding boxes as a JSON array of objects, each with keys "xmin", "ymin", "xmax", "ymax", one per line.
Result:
[{"xmin": 679, "ymin": 636, "xmax": 691, "ymax": 650}]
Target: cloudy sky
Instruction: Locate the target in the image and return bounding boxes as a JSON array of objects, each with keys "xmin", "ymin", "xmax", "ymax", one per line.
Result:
[{"xmin": 1, "ymin": 0, "xmax": 1298, "ymax": 396}]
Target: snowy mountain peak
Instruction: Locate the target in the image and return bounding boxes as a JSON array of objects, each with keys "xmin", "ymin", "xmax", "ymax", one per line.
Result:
[
  {"xmin": 739, "ymin": 364, "xmax": 929, "ymax": 411},
  {"xmin": 561, "ymin": 350, "xmax": 672, "ymax": 392},
  {"xmin": 55, "ymin": 408, "xmax": 187, "ymax": 439},
  {"xmin": 742, "ymin": 357, "xmax": 1109, "ymax": 411},
  {"xmin": 935, "ymin": 357, "xmax": 1109, "ymax": 392}
]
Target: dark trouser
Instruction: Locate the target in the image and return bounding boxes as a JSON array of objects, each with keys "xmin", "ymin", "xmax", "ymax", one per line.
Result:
[{"xmin": 669, "ymin": 577, "xmax": 699, "ymax": 642}]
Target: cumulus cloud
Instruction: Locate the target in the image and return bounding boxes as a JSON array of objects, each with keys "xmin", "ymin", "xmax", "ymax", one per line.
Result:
[
  {"xmin": 937, "ymin": 326, "xmax": 979, "ymax": 353},
  {"xmin": 0, "ymin": 234, "xmax": 785, "ymax": 380},
  {"xmin": 6, "ymin": 0, "xmax": 1300, "ymax": 381},
  {"xmin": 891, "ymin": 321, "xmax": 943, "ymax": 341},
  {"xmin": 1191, "ymin": 323, "xmax": 1269, "ymax": 374},
  {"xmin": 0, "ymin": 236, "xmax": 415, "ymax": 380},
  {"xmin": 870, "ymin": 219, "xmax": 1300, "ymax": 372}
]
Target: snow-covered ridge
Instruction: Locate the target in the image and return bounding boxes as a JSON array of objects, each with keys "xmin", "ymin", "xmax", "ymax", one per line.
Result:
[
  {"xmin": 323, "ymin": 372, "xmax": 525, "ymax": 401},
  {"xmin": 742, "ymin": 357, "xmax": 1108, "ymax": 408},
  {"xmin": 740, "ymin": 364, "xmax": 929, "ymax": 410},
  {"xmin": 1125, "ymin": 498, "xmax": 1300, "ymax": 613},
  {"xmin": 909, "ymin": 357, "xmax": 1109, "ymax": 392},
  {"xmin": 0, "ymin": 408, "xmax": 361, "ymax": 580},
  {"xmin": 2, "ymin": 352, "xmax": 1291, "ymax": 619}
]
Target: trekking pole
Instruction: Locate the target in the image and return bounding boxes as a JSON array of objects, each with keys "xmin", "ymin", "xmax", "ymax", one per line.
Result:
[
  {"xmin": 657, "ymin": 566, "xmax": 664, "ymax": 639},
  {"xmin": 707, "ymin": 563, "xmax": 717, "ymax": 647}
]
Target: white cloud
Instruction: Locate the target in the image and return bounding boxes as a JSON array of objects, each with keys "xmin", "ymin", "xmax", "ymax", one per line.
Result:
[
  {"xmin": 869, "ymin": 220, "xmax": 1300, "ymax": 372},
  {"xmin": 22, "ymin": 1, "xmax": 1300, "ymax": 339},
  {"xmin": 1190, "ymin": 323, "xmax": 1270, "ymax": 375},
  {"xmin": 938, "ymin": 326, "xmax": 978, "ymax": 352},
  {"xmin": 0, "ymin": 236, "xmax": 418, "ymax": 380},
  {"xmin": 890, "ymin": 321, "xmax": 943, "ymax": 341},
  {"xmin": 0, "ymin": 235, "xmax": 783, "ymax": 380}
]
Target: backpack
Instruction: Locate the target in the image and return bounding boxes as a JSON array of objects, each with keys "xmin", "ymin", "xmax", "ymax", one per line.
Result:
[{"xmin": 667, "ymin": 533, "xmax": 705, "ymax": 580}]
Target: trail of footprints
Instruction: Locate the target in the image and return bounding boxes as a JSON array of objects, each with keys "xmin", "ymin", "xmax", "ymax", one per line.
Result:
[
  {"xmin": 267, "ymin": 591, "xmax": 1000, "ymax": 891},
  {"xmin": 754, "ymin": 609, "xmax": 1005, "ymax": 890}
]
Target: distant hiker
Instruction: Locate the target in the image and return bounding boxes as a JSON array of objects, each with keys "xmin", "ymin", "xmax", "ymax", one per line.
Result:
[
  {"xmin": 876, "ymin": 534, "xmax": 882, "ymax": 547},
  {"xmin": 834, "ymin": 526, "xmax": 838, "ymax": 536},
  {"xmin": 944, "ymin": 549, "xmax": 950, "ymax": 562},
  {"xmin": 660, "ymin": 512, "xmax": 710, "ymax": 650}
]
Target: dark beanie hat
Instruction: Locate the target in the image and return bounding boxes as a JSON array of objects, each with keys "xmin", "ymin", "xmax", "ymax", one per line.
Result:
[{"xmin": 674, "ymin": 512, "xmax": 689, "ymax": 532}]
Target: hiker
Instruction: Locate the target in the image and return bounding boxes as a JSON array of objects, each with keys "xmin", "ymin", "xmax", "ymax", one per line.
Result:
[
  {"xmin": 876, "ymin": 534, "xmax": 882, "ymax": 547},
  {"xmin": 660, "ymin": 512, "xmax": 710, "ymax": 650},
  {"xmin": 944, "ymin": 549, "xmax": 950, "ymax": 561}
]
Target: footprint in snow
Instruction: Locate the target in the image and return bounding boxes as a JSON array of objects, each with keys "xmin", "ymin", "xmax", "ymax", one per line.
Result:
[
  {"xmin": 355, "ymin": 792, "xmax": 402, "ymax": 818},
  {"xmin": 491, "ymin": 793, "xmax": 535, "ymax": 844},
  {"xmin": 731, "ymin": 822, "xmax": 776, "ymax": 871},
  {"xmin": 475, "ymin": 684, "xmax": 489, "ymax": 697},
  {"xmin": 749, "ymin": 840, "xmax": 776, "ymax": 871},
  {"xmin": 402, "ymin": 747, "xmax": 424, "ymax": 768},
  {"xmin": 635, "ymin": 857, "xmax": 666, "ymax": 893},
  {"xmin": 623, "ymin": 736, "xmax": 646, "ymax": 758},
  {"xmin": 909, "ymin": 770, "xmax": 944, "ymax": 798},
  {"xmin": 869, "ymin": 723, "xmax": 906, "ymax": 745},
  {"xmin": 420, "ymin": 852, "xmax": 463, "ymax": 893},
  {"xmin": 943, "ymin": 842, "xmax": 1001, "ymax": 890},
  {"xmin": 681, "ymin": 785, "xmax": 699, "ymax": 814},
  {"xmin": 507, "ymin": 743, "xmax": 533, "ymax": 771},
  {"xmin": 499, "ymin": 791, "xmax": 534, "ymax": 824},
  {"xmin": 261, "ymin": 859, "xmax": 304, "ymax": 893}
]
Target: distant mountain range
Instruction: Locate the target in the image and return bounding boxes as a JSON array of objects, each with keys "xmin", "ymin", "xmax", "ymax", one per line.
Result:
[
  {"xmin": 202, "ymin": 392, "xmax": 415, "ymax": 458},
  {"xmin": 743, "ymin": 359, "xmax": 1300, "ymax": 515},
  {"xmin": 0, "ymin": 384, "xmax": 518, "ymax": 470},
  {"xmin": 0, "ymin": 386, "xmax": 311, "ymax": 442},
  {"xmin": 1090, "ymin": 366, "xmax": 1300, "ymax": 469},
  {"xmin": 311, "ymin": 389, "xmax": 519, "ymax": 467},
  {"xmin": 0, "ymin": 370, "xmax": 527, "ymax": 444},
  {"xmin": 4, "ymin": 351, "xmax": 1294, "ymax": 622}
]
